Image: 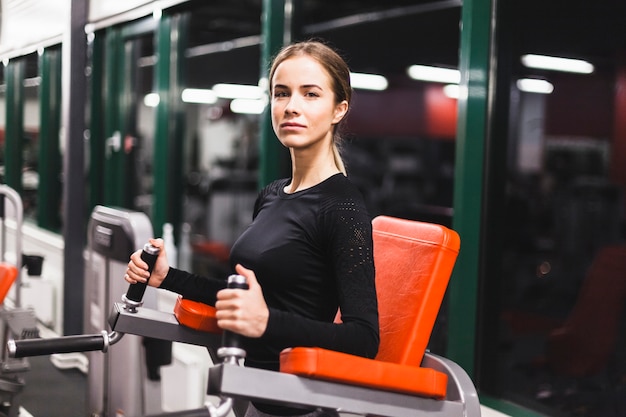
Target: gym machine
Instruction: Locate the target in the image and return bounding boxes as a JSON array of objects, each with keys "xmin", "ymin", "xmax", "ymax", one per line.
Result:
[
  {"xmin": 6, "ymin": 215, "xmax": 481, "ymax": 417},
  {"xmin": 5, "ymin": 206, "xmax": 171, "ymax": 417},
  {"xmin": 0, "ymin": 185, "xmax": 44, "ymax": 417},
  {"xmin": 86, "ymin": 206, "xmax": 174, "ymax": 416},
  {"xmin": 7, "ymin": 245, "xmax": 236, "ymax": 417}
]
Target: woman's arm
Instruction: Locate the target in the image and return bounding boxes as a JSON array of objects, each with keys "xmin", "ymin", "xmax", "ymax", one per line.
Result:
[{"xmin": 159, "ymin": 267, "xmax": 227, "ymax": 305}]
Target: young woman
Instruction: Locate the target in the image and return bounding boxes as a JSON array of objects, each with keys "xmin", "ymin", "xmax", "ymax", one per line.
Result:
[{"xmin": 125, "ymin": 40, "xmax": 379, "ymax": 417}]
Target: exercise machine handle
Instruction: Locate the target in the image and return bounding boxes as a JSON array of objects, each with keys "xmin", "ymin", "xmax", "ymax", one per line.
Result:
[
  {"xmin": 124, "ymin": 243, "xmax": 160, "ymax": 303},
  {"xmin": 220, "ymin": 274, "xmax": 249, "ymax": 351},
  {"xmin": 7, "ymin": 330, "xmax": 120, "ymax": 358}
]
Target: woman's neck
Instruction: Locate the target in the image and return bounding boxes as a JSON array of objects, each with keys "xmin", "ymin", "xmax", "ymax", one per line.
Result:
[{"xmin": 286, "ymin": 152, "xmax": 341, "ymax": 194}]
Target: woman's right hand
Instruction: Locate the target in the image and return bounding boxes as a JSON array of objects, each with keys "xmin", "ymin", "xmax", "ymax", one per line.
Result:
[{"xmin": 124, "ymin": 238, "xmax": 170, "ymax": 288}]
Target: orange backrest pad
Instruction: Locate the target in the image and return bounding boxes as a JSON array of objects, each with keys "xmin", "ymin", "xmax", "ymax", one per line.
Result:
[
  {"xmin": 0, "ymin": 263, "xmax": 18, "ymax": 304},
  {"xmin": 372, "ymin": 215, "xmax": 460, "ymax": 366}
]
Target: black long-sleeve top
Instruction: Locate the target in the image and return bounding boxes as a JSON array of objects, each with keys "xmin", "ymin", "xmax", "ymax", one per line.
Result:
[{"xmin": 160, "ymin": 173, "xmax": 379, "ymax": 413}]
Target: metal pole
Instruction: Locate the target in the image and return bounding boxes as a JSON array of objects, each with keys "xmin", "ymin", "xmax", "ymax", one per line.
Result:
[
  {"xmin": 447, "ymin": 0, "xmax": 494, "ymax": 377},
  {"xmin": 258, "ymin": 0, "xmax": 291, "ymax": 188},
  {"xmin": 62, "ymin": 0, "xmax": 89, "ymax": 335},
  {"xmin": 0, "ymin": 185, "xmax": 23, "ymax": 307}
]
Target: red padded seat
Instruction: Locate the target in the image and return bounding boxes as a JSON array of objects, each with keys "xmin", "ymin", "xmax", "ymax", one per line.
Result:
[
  {"xmin": 174, "ymin": 296, "xmax": 221, "ymax": 334},
  {"xmin": 280, "ymin": 346, "xmax": 449, "ymax": 398},
  {"xmin": 0, "ymin": 263, "xmax": 18, "ymax": 304}
]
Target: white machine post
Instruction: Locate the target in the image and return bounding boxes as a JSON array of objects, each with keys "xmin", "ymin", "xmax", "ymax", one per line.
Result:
[{"xmin": 85, "ymin": 205, "xmax": 168, "ymax": 416}]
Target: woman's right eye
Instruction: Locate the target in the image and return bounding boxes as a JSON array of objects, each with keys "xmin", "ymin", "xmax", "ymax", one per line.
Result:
[{"xmin": 274, "ymin": 91, "xmax": 288, "ymax": 98}]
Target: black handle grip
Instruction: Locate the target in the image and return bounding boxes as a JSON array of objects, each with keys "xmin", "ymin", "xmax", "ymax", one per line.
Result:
[
  {"xmin": 221, "ymin": 274, "xmax": 249, "ymax": 350},
  {"xmin": 8, "ymin": 334, "xmax": 106, "ymax": 358},
  {"xmin": 125, "ymin": 243, "xmax": 160, "ymax": 303}
]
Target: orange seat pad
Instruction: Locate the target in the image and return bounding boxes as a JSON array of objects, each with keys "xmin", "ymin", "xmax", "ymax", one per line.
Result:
[
  {"xmin": 173, "ymin": 296, "xmax": 222, "ymax": 333},
  {"xmin": 280, "ymin": 347, "xmax": 448, "ymax": 399},
  {"xmin": 0, "ymin": 263, "xmax": 18, "ymax": 304}
]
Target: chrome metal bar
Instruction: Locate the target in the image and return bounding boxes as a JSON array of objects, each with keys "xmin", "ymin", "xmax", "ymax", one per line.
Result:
[
  {"xmin": 208, "ymin": 363, "xmax": 466, "ymax": 417},
  {"xmin": 108, "ymin": 302, "xmax": 222, "ymax": 349},
  {"xmin": 0, "ymin": 185, "xmax": 23, "ymax": 307}
]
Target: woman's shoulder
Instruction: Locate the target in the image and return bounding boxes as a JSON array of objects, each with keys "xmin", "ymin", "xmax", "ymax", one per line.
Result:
[
  {"xmin": 322, "ymin": 173, "xmax": 366, "ymax": 199},
  {"xmin": 258, "ymin": 177, "xmax": 290, "ymax": 198},
  {"xmin": 319, "ymin": 174, "xmax": 370, "ymax": 215}
]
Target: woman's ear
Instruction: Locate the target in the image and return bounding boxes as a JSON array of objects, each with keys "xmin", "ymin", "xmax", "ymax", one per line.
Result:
[{"xmin": 332, "ymin": 100, "xmax": 349, "ymax": 124}]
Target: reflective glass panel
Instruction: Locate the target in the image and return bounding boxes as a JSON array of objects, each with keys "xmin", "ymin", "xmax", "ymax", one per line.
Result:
[
  {"xmin": 180, "ymin": 1, "xmax": 262, "ymax": 275},
  {"xmin": 486, "ymin": 1, "xmax": 626, "ymax": 415},
  {"xmin": 22, "ymin": 53, "xmax": 39, "ymax": 221}
]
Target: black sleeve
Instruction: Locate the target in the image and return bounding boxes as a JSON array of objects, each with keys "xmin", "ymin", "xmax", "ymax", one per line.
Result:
[{"xmin": 159, "ymin": 267, "xmax": 227, "ymax": 305}]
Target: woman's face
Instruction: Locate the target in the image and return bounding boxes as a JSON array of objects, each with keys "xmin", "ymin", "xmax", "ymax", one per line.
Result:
[{"xmin": 271, "ymin": 55, "xmax": 348, "ymax": 152}]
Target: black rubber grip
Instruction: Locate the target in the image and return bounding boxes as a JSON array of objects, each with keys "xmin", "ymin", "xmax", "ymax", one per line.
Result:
[
  {"xmin": 125, "ymin": 243, "xmax": 160, "ymax": 303},
  {"xmin": 221, "ymin": 274, "xmax": 249, "ymax": 349},
  {"xmin": 9, "ymin": 334, "xmax": 106, "ymax": 358}
]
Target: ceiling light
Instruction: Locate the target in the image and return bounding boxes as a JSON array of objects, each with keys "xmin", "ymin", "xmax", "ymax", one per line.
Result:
[
  {"xmin": 143, "ymin": 93, "xmax": 160, "ymax": 107},
  {"xmin": 212, "ymin": 83, "xmax": 264, "ymax": 100},
  {"xmin": 443, "ymin": 84, "xmax": 459, "ymax": 99},
  {"xmin": 181, "ymin": 88, "xmax": 218, "ymax": 104},
  {"xmin": 350, "ymin": 72, "xmax": 388, "ymax": 91},
  {"xmin": 521, "ymin": 54, "xmax": 594, "ymax": 74},
  {"xmin": 516, "ymin": 78, "xmax": 554, "ymax": 94},
  {"xmin": 230, "ymin": 98, "xmax": 266, "ymax": 115},
  {"xmin": 407, "ymin": 65, "xmax": 460, "ymax": 84}
]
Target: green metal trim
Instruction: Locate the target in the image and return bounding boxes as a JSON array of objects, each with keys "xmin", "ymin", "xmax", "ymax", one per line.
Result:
[
  {"xmin": 152, "ymin": 11, "xmax": 188, "ymax": 238},
  {"xmin": 153, "ymin": 15, "xmax": 172, "ymax": 231},
  {"xmin": 171, "ymin": 13, "xmax": 189, "ymax": 238},
  {"xmin": 259, "ymin": 0, "xmax": 290, "ymax": 188},
  {"xmin": 37, "ymin": 47, "xmax": 63, "ymax": 231},
  {"xmin": 4, "ymin": 60, "xmax": 24, "ymax": 192},
  {"xmin": 446, "ymin": 0, "xmax": 493, "ymax": 378},
  {"xmin": 88, "ymin": 32, "xmax": 106, "ymax": 212},
  {"xmin": 103, "ymin": 28, "xmax": 122, "ymax": 205},
  {"xmin": 481, "ymin": 395, "xmax": 550, "ymax": 417},
  {"xmin": 164, "ymin": 13, "xmax": 189, "ymax": 238},
  {"xmin": 118, "ymin": 38, "xmax": 139, "ymax": 209},
  {"xmin": 475, "ymin": 0, "xmax": 513, "ymax": 391},
  {"xmin": 101, "ymin": 17, "xmax": 156, "ymax": 208}
]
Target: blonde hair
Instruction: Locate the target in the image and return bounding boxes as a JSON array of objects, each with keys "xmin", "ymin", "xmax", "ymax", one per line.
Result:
[{"xmin": 269, "ymin": 40, "xmax": 352, "ymax": 175}]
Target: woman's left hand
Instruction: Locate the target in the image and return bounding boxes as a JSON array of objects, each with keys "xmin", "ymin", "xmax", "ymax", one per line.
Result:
[{"xmin": 215, "ymin": 264, "xmax": 269, "ymax": 338}]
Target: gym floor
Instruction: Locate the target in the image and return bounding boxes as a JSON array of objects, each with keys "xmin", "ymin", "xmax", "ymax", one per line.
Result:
[{"xmin": 18, "ymin": 355, "xmax": 86, "ymax": 417}]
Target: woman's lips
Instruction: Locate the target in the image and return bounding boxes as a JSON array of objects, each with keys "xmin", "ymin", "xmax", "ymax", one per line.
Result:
[{"xmin": 280, "ymin": 122, "xmax": 306, "ymax": 131}]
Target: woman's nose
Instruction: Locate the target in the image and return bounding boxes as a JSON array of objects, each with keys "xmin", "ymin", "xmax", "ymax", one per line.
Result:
[{"xmin": 284, "ymin": 95, "xmax": 300, "ymax": 114}]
